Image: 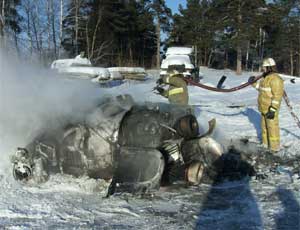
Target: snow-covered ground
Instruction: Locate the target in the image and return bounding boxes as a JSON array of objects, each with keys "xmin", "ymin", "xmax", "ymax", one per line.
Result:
[{"xmin": 1, "ymin": 62, "xmax": 300, "ymax": 229}]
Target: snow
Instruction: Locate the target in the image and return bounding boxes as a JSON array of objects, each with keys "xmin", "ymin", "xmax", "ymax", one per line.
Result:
[
  {"xmin": 161, "ymin": 55, "xmax": 195, "ymax": 70},
  {"xmin": 57, "ymin": 66, "xmax": 111, "ymax": 80},
  {"xmin": 52, "ymin": 59, "xmax": 147, "ymax": 82},
  {"xmin": 1, "ymin": 59, "xmax": 300, "ymax": 229},
  {"xmin": 51, "ymin": 56, "xmax": 146, "ymax": 82},
  {"xmin": 51, "ymin": 56, "xmax": 111, "ymax": 81},
  {"xmin": 107, "ymin": 67, "xmax": 146, "ymax": 74},
  {"xmin": 166, "ymin": 47, "xmax": 194, "ymax": 56},
  {"xmin": 188, "ymin": 67, "xmax": 300, "ymax": 148},
  {"xmin": 51, "ymin": 55, "xmax": 92, "ymax": 69},
  {"xmin": 160, "ymin": 70, "xmax": 192, "ymax": 77},
  {"xmin": 108, "ymin": 70, "xmax": 123, "ymax": 80}
]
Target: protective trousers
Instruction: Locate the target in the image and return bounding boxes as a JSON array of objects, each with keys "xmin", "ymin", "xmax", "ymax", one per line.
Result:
[{"xmin": 261, "ymin": 113, "xmax": 280, "ymax": 152}]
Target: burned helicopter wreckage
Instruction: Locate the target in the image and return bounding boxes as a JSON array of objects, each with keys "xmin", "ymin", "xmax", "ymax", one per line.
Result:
[
  {"xmin": 11, "ymin": 95, "xmax": 300, "ymax": 194},
  {"xmin": 11, "ymin": 95, "xmax": 223, "ymax": 192}
]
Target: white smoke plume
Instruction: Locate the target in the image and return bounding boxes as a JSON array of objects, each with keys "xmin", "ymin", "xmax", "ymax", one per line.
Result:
[{"xmin": 0, "ymin": 50, "xmax": 106, "ymax": 174}]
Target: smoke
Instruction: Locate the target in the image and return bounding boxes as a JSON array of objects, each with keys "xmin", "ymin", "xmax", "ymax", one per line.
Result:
[
  {"xmin": 0, "ymin": 50, "xmax": 106, "ymax": 175},
  {"xmin": 194, "ymin": 107, "xmax": 227, "ymax": 147}
]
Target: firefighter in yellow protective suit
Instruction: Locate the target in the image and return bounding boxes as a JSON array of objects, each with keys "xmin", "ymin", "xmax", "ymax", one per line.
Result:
[
  {"xmin": 248, "ymin": 58, "xmax": 284, "ymax": 152},
  {"xmin": 155, "ymin": 69, "xmax": 189, "ymax": 105}
]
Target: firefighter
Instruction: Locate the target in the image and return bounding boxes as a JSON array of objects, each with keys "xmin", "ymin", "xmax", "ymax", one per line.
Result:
[
  {"xmin": 248, "ymin": 58, "xmax": 284, "ymax": 152},
  {"xmin": 155, "ymin": 66, "xmax": 189, "ymax": 105}
]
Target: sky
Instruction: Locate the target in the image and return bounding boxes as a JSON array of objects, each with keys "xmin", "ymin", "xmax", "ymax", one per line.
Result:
[
  {"xmin": 161, "ymin": 0, "xmax": 186, "ymax": 40},
  {"xmin": 166, "ymin": 0, "xmax": 186, "ymax": 14}
]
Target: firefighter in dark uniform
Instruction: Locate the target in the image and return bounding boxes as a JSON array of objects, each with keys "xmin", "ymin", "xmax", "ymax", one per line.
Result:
[{"xmin": 155, "ymin": 67, "xmax": 189, "ymax": 105}]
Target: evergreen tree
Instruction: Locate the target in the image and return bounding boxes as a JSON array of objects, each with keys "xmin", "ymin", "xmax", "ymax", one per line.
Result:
[
  {"xmin": 62, "ymin": 0, "xmax": 89, "ymax": 57},
  {"xmin": 84, "ymin": 0, "xmax": 126, "ymax": 65},
  {"xmin": 263, "ymin": 0, "xmax": 300, "ymax": 74},
  {"xmin": 168, "ymin": 0, "xmax": 215, "ymax": 66},
  {"xmin": 211, "ymin": 0, "xmax": 266, "ymax": 74},
  {"xmin": 125, "ymin": 0, "xmax": 156, "ymax": 67},
  {"xmin": 149, "ymin": 0, "xmax": 172, "ymax": 68},
  {"xmin": 62, "ymin": 0, "xmax": 156, "ymax": 67}
]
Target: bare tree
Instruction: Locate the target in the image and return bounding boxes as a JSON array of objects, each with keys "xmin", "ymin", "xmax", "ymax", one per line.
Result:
[
  {"xmin": 298, "ymin": 8, "xmax": 300, "ymax": 76},
  {"xmin": 150, "ymin": 0, "xmax": 171, "ymax": 69},
  {"xmin": 85, "ymin": 4, "xmax": 112, "ymax": 63},
  {"xmin": 86, "ymin": 5, "xmax": 103, "ymax": 60},
  {"xmin": 0, "ymin": 0, "xmax": 5, "ymax": 47},
  {"xmin": 155, "ymin": 20, "xmax": 160, "ymax": 69},
  {"xmin": 18, "ymin": 0, "xmax": 62, "ymax": 63},
  {"xmin": 46, "ymin": 0, "xmax": 57, "ymax": 58},
  {"xmin": 236, "ymin": 0, "xmax": 242, "ymax": 75},
  {"xmin": 59, "ymin": 0, "xmax": 64, "ymax": 58},
  {"xmin": 74, "ymin": 0, "xmax": 85, "ymax": 55}
]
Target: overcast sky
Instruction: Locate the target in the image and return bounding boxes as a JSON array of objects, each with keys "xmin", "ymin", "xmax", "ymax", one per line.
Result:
[{"xmin": 166, "ymin": 0, "xmax": 186, "ymax": 14}]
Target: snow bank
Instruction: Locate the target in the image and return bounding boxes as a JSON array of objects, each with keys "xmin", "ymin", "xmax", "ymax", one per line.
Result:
[
  {"xmin": 51, "ymin": 55, "xmax": 92, "ymax": 69},
  {"xmin": 107, "ymin": 67, "xmax": 146, "ymax": 74},
  {"xmin": 279, "ymin": 73, "xmax": 300, "ymax": 81},
  {"xmin": 51, "ymin": 56, "xmax": 111, "ymax": 81},
  {"xmin": 107, "ymin": 70, "xmax": 124, "ymax": 80},
  {"xmin": 51, "ymin": 56, "xmax": 148, "ymax": 82},
  {"xmin": 57, "ymin": 66, "xmax": 110, "ymax": 80},
  {"xmin": 108, "ymin": 67, "xmax": 147, "ymax": 80}
]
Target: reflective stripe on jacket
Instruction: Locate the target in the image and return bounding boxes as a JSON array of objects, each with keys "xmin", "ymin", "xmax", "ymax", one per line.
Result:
[
  {"xmin": 256, "ymin": 73, "xmax": 284, "ymax": 114},
  {"xmin": 168, "ymin": 87, "xmax": 184, "ymax": 96},
  {"xmin": 162, "ymin": 74, "xmax": 189, "ymax": 105}
]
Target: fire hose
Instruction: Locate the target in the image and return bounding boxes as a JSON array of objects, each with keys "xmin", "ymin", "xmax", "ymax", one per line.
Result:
[
  {"xmin": 183, "ymin": 74, "xmax": 263, "ymax": 92},
  {"xmin": 283, "ymin": 91, "xmax": 300, "ymax": 129},
  {"xmin": 183, "ymin": 75, "xmax": 300, "ymax": 129}
]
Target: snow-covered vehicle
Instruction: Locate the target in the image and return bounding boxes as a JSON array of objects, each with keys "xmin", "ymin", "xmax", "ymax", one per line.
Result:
[
  {"xmin": 51, "ymin": 54, "xmax": 112, "ymax": 82},
  {"xmin": 160, "ymin": 47, "xmax": 200, "ymax": 82},
  {"xmin": 108, "ymin": 67, "xmax": 147, "ymax": 81},
  {"xmin": 51, "ymin": 55, "xmax": 147, "ymax": 84},
  {"xmin": 11, "ymin": 95, "xmax": 224, "ymax": 195}
]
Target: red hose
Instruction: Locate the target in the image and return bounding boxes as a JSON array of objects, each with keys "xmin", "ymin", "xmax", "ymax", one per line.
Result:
[
  {"xmin": 185, "ymin": 74, "xmax": 300, "ymax": 129},
  {"xmin": 184, "ymin": 75, "xmax": 264, "ymax": 93}
]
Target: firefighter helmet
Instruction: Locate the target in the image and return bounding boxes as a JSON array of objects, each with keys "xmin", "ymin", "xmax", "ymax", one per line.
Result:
[{"xmin": 262, "ymin": 58, "xmax": 276, "ymax": 67}]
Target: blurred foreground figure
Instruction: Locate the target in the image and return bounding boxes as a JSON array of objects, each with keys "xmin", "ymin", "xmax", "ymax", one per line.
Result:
[{"xmin": 11, "ymin": 95, "xmax": 223, "ymax": 194}]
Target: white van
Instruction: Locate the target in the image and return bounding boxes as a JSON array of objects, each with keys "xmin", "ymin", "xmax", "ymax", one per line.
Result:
[{"xmin": 160, "ymin": 47, "xmax": 199, "ymax": 82}]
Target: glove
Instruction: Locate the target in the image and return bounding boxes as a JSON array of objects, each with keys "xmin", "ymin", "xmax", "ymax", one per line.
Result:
[
  {"xmin": 265, "ymin": 106, "xmax": 276, "ymax": 119},
  {"xmin": 155, "ymin": 86, "xmax": 165, "ymax": 95},
  {"xmin": 156, "ymin": 78, "xmax": 164, "ymax": 85},
  {"xmin": 248, "ymin": 76, "xmax": 256, "ymax": 84}
]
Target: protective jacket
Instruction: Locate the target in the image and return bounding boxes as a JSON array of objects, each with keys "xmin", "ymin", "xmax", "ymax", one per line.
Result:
[
  {"xmin": 161, "ymin": 73, "xmax": 189, "ymax": 105},
  {"xmin": 253, "ymin": 72, "xmax": 284, "ymax": 152},
  {"xmin": 253, "ymin": 72, "xmax": 284, "ymax": 114}
]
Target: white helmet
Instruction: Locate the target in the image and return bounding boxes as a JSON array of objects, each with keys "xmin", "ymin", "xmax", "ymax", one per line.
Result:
[{"xmin": 262, "ymin": 58, "xmax": 276, "ymax": 67}]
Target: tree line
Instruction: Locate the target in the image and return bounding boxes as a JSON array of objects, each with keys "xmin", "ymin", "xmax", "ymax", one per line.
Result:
[
  {"xmin": 0, "ymin": 0, "xmax": 299, "ymax": 75},
  {"xmin": 0, "ymin": 0, "xmax": 171, "ymax": 68},
  {"xmin": 169, "ymin": 0, "xmax": 300, "ymax": 75}
]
